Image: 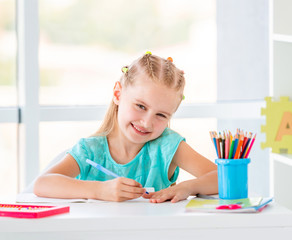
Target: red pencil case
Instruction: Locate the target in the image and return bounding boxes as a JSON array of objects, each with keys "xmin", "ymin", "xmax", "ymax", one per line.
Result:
[{"xmin": 0, "ymin": 203, "xmax": 70, "ymax": 218}]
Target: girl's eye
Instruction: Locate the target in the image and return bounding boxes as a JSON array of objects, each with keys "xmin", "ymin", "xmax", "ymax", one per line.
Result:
[
  {"xmin": 137, "ymin": 104, "xmax": 146, "ymax": 110},
  {"xmin": 157, "ymin": 113, "xmax": 167, "ymax": 119}
]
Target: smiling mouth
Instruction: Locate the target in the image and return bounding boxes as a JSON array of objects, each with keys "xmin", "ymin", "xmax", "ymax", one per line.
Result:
[{"xmin": 131, "ymin": 123, "xmax": 150, "ymax": 135}]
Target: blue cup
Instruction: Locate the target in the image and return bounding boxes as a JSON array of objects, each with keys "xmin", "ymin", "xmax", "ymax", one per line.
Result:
[{"xmin": 215, "ymin": 158, "xmax": 250, "ymax": 199}]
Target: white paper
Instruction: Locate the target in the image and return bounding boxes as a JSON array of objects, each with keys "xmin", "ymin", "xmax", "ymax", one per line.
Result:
[{"xmin": 16, "ymin": 188, "xmax": 155, "ymax": 203}]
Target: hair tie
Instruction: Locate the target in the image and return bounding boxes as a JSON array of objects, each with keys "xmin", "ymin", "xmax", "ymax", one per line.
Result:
[
  {"xmin": 167, "ymin": 57, "xmax": 173, "ymax": 62},
  {"xmin": 122, "ymin": 67, "xmax": 128, "ymax": 73},
  {"xmin": 145, "ymin": 51, "xmax": 152, "ymax": 55}
]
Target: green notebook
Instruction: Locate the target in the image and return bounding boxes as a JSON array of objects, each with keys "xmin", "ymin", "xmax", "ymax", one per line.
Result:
[{"xmin": 185, "ymin": 197, "xmax": 265, "ymax": 213}]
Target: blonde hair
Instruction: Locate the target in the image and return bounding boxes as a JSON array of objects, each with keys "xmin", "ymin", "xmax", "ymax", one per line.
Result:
[{"xmin": 92, "ymin": 53, "xmax": 185, "ymax": 136}]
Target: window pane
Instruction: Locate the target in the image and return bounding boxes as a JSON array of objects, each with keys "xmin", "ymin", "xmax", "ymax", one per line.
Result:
[
  {"xmin": 39, "ymin": 0, "xmax": 216, "ymax": 105},
  {"xmin": 39, "ymin": 121, "xmax": 101, "ymax": 171},
  {"xmin": 171, "ymin": 118, "xmax": 217, "ymax": 182},
  {"xmin": 0, "ymin": 0, "xmax": 16, "ymax": 106},
  {"xmin": 0, "ymin": 124, "xmax": 18, "ymax": 195}
]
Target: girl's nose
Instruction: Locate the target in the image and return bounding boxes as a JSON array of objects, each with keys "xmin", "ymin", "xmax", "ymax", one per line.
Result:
[{"xmin": 141, "ymin": 113, "xmax": 153, "ymax": 129}]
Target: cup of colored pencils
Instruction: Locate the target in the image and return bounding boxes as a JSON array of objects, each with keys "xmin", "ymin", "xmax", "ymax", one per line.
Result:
[{"xmin": 210, "ymin": 130, "xmax": 256, "ymax": 199}]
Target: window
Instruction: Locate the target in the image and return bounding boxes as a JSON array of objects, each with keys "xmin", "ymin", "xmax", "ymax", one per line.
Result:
[
  {"xmin": 39, "ymin": 0, "xmax": 216, "ymax": 105},
  {"xmin": 38, "ymin": 0, "xmax": 217, "ymax": 185},
  {"xmin": 0, "ymin": 0, "xmax": 17, "ymax": 195},
  {"xmin": 39, "ymin": 121, "xmax": 101, "ymax": 170},
  {"xmin": 1, "ymin": 0, "xmax": 217, "ymax": 194},
  {"xmin": 0, "ymin": 0, "xmax": 16, "ymax": 106},
  {"xmin": 0, "ymin": 124, "xmax": 17, "ymax": 195},
  {"xmin": 171, "ymin": 118, "xmax": 217, "ymax": 182}
]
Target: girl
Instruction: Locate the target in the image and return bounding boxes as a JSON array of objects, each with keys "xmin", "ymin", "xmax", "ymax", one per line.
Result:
[{"xmin": 34, "ymin": 52, "xmax": 218, "ymax": 203}]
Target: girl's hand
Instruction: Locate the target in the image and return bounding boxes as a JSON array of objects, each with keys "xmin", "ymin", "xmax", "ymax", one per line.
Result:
[
  {"xmin": 99, "ymin": 177, "xmax": 146, "ymax": 202},
  {"xmin": 143, "ymin": 182, "xmax": 192, "ymax": 203}
]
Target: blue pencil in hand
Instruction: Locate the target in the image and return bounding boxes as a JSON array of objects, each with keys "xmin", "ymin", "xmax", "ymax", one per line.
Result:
[
  {"xmin": 86, "ymin": 159, "xmax": 120, "ymax": 178},
  {"xmin": 86, "ymin": 159, "xmax": 149, "ymax": 194}
]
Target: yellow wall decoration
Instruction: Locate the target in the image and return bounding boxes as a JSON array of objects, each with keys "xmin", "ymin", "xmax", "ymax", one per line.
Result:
[{"xmin": 261, "ymin": 96, "xmax": 292, "ymax": 154}]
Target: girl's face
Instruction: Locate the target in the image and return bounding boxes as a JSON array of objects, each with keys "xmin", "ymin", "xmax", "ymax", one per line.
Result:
[{"xmin": 114, "ymin": 77, "xmax": 181, "ymax": 145}]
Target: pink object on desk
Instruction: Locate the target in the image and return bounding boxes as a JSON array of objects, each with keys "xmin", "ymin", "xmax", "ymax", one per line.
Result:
[
  {"xmin": 0, "ymin": 203, "xmax": 70, "ymax": 218},
  {"xmin": 216, "ymin": 204, "xmax": 242, "ymax": 210}
]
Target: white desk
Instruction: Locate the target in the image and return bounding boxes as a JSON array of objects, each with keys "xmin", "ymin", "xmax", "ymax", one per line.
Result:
[{"xmin": 0, "ymin": 198, "xmax": 292, "ymax": 240}]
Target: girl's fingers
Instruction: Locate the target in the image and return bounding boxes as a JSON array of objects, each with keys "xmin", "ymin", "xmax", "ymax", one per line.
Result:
[
  {"xmin": 120, "ymin": 184, "xmax": 145, "ymax": 195},
  {"xmin": 171, "ymin": 195, "xmax": 180, "ymax": 203},
  {"xmin": 118, "ymin": 178, "xmax": 146, "ymax": 199},
  {"xmin": 142, "ymin": 192, "xmax": 154, "ymax": 199},
  {"xmin": 119, "ymin": 189, "xmax": 144, "ymax": 199},
  {"xmin": 119, "ymin": 177, "xmax": 142, "ymax": 187},
  {"xmin": 149, "ymin": 189, "xmax": 186, "ymax": 203},
  {"xmin": 150, "ymin": 192, "xmax": 170, "ymax": 203}
]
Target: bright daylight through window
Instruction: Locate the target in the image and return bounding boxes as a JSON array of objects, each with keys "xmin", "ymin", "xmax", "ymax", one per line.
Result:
[{"xmin": 0, "ymin": 0, "xmax": 216, "ymax": 195}]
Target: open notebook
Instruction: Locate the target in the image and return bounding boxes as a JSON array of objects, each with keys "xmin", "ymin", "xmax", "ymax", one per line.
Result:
[
  {"xmin": 16, "ymin": 188, "xmax": 155, "ymax": 203},
  {"xmin": 185, "ymin": 196, "xmax": 273, "ymax": 213}
]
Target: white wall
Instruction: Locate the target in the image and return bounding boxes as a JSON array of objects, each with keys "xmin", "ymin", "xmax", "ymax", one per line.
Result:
[
  {"xmin": 217, "ymin": 0, "xmax": 269, "ymax": 101},
  {"xmin": 217, "ymin": 0, "xmax": 270, "ymax": 196}
]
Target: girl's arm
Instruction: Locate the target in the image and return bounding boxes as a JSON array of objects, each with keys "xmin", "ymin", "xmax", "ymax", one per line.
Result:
[
  {"xmin": 34, "ymin": 154, "xmax": 145, "ymax": 201},
  {"xmin": 144, "ymin": 141, "xmax": 218, "ymax": 203}
]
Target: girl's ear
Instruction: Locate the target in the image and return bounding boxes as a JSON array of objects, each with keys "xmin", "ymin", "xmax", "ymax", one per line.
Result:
[{"xmin": 113, "ymin": 81, "xmax": 122, "ymax": 104}]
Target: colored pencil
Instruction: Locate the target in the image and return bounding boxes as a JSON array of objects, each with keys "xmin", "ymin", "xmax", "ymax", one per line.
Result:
[
  {"xmin": 228, "ymin": 140, "xmax": 235, "ymax": 159},
  {"xmin": 210, "ymin": 130, "xmax": 256, "ymax": 159},
  {"xmin": 210, "ymin": 128, "xmax": 256, "ymax": 159},
  {"xmin": 241, "ymin": 132, "xmax": 252, "ymax": 158},
  {"xmin": 232, "ymin": 135, "xmax": 239, "ymax": 159},
  {"xmin": 216, "ymin": 136, "xmax": 221, "ymax": 159},
  {"xmin": 234, "ymin": 132, "xmax": 244, "ymax": 159},
  {"xmin": 219, "ymin": 132, "xmax": 224, "ymax": 159},
  {"xmin": 210, "ymin": 132, "xmax": 219, "ymax": 158},
  {"xmin": 240, "ymin": 132, "xmax": 248, "ymax": 158},
  {"xmin": 245, "ymin": 134, "xmax": 256, "ymax": 158},
  {"xmin": 225, "ymin": 131, "xmax": 229, "ymax": 159}
]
